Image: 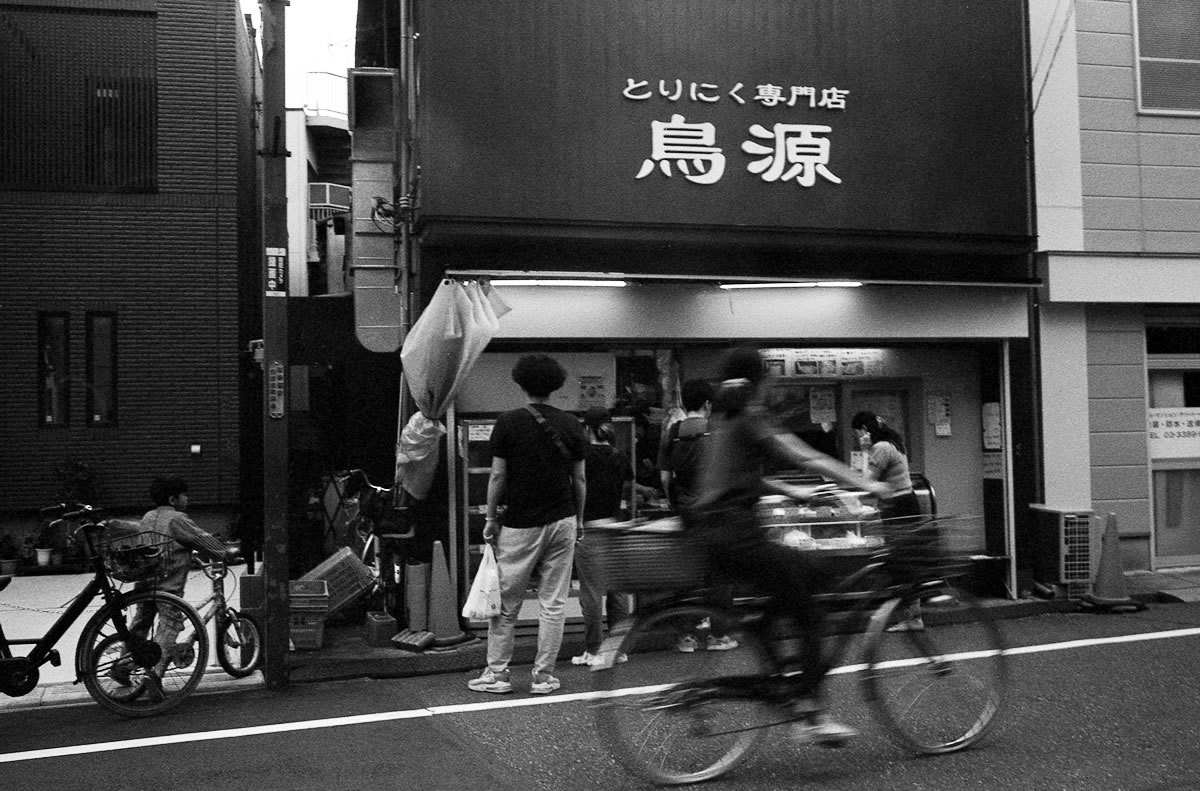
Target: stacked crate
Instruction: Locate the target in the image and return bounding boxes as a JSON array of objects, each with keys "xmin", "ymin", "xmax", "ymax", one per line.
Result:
[{"xmin": 289, "ymin": 579, "xmax": 330, "ymax": 650}]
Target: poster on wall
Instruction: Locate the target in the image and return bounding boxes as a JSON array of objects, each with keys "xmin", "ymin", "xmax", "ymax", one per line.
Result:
[
  {"xmin": 838, "ymin": 349, "xmax": 883, "ymax": 377},
  {"xmin": 1148, "ymin": 407, "xmax": 1200, "ymax": 459},
  {"xmin": 578, "ymin": 375, "xmax": 608, "ymax": 409},
  {"xmin": 793, "ymin": 349, "xmax": 840, "ymax": 377},
  {"xmin": 809, "ymin": 386, "xmax": 837, "ymax": 424},
  {"xmin": 926, "ymin": 392, "xmax": 952, "ymax": 437}
]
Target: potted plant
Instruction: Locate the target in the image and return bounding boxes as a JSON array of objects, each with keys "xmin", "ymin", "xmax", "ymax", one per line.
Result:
[
  {"xmin": 0, "ymin": 533, "xmax": 19, "ymax": 575},
  {"xmin": 35, "ymin": 523, "xmax": 60, "ymax": 567}
]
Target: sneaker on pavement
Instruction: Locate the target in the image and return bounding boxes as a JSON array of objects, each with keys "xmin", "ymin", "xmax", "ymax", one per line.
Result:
[
  {"xmin": 706, "ymin": 635, "xmax": 739, "ymax": 651},
  {"xmin": 571, "ymin": 651, "xmax": 597, "ymax": 666},
  {"xmin": 530, "ymin": 672, "xmax": 561, "ymax": 695},
  {"xmin": 676, "ymin": 635, "xmax": 699, "ymax": 653},
  {"xmin": 886, "ymin": 618, "xmax": 925, "ymax": 633},
  {"xmin": 789, "ymin": 714, "xmax": 857, "ymax": 748},
  {"xmin": 467, "ymin": 668, "xmax": 513, "ymax": 694}
]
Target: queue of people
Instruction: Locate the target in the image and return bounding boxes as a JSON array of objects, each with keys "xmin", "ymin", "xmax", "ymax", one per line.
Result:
[{"xmin": 466, "ymin": 349, "xmax": 909, "ymax": 748}]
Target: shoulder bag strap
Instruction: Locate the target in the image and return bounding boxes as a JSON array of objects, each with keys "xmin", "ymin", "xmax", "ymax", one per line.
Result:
[{"xmin": 525, "ymin": 404, "xmax": 572, "ymax": 460}]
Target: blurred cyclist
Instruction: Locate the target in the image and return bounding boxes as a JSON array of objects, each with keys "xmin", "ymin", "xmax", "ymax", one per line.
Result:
[{"xmin": 689, "ymin": 347, "xmax": 890, "ymax": 746}]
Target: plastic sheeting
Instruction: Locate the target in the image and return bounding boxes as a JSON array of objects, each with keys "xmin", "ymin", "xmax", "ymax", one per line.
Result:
[{"xmin": 395, "ymin": 279, "xmax": 511, "ymax": 499}]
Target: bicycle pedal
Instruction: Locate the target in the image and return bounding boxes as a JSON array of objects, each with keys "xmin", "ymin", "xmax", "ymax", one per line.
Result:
[{"xmin": 48, "ymin": 649, "xmax": 61, "ymax": 667}]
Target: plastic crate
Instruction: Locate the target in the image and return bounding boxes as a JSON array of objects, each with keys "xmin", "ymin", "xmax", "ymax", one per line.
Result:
[
  {"xmin": 289, "ymin": 579, "xmax": 329, "ymax": 650},
  {"xmin": 299, "ymin": 547, "xmax": 374, "ymax": 615},
  {"xmin": 290, "ymin": 620, "xmax": 326, "ymax": 650}
]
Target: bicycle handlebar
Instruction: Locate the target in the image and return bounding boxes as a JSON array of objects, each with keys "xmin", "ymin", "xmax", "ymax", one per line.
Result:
[{"xmin": 40, "ymin": 503, "xmax": 103, "ymax": 521}]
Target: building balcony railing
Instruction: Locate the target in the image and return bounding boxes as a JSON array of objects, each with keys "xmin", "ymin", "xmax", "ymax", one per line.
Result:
[{"xmin": 305, "ymin": 71, "xmax": 347, "ymax": 121}]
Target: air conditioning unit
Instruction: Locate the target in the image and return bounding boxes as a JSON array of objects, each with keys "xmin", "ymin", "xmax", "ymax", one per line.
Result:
[{"xmin": 1029, "ymin": 505, "xmax": 1093, "ymax": 598}]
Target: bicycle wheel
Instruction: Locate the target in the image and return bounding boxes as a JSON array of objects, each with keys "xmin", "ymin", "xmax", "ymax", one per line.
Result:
[
  {"xmin": 77, "ymin": 589, "xmax": 209, "ymax": 718},
  {"xmin": 215, "ymin": 608, "xmax": 262, "ymax": 678},
  {"xmin": 862, "ymin": 586, "xmax": 1007, "ymax": 754},
  {"xmin": 592, "ymin": 603, "xmax": 773, "ymax": 786}
]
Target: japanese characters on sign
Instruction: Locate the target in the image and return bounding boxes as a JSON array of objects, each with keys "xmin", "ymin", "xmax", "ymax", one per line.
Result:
[
  {"xmin": 625, "ymin": 78, "xmax": 849, "ymax": 188},
  {"xmin": 1148, "ymin": 407, "xmax": 1200, "ymax": 460},
  {"xmin": 265, "ymin": 246, "xmax": 287, "ymax": 297}
]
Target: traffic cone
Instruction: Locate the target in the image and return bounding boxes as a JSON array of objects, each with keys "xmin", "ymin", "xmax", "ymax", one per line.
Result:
[
  {"xmin": 1081, "ymin": 513, "xmax": 1146, "ymax": 613},
  {"xmin": 404, "ymin": 559, "xmax": 430, "ymax": 631},
  {"xmin": 427, "ymin": 540, "xmax": 469, "ymax": 646}
]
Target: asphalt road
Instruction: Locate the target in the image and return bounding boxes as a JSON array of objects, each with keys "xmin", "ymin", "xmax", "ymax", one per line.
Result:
[{"xmin": 2, "ymin": 603, "xmax": 1200, "ymax": 791}]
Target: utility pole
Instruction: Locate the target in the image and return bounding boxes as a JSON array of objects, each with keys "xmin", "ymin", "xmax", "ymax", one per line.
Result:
[{"xmin": 260, "ymin": 0, "xmax": 290, "ymax": 689}]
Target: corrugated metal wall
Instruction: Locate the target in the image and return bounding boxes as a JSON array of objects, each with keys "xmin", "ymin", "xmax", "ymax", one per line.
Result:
[{"xmin": 0, "ymin": 0, "xmax": 257, "ymax": 515}]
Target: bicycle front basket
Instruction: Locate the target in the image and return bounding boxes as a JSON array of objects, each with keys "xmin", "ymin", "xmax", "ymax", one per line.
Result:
[
  {"xmin": 98, "ymin": 522, "xmax": 174, "ymax": 583},
  {"xmin": 589, "ymin": 517, "xmax": 706, "ymax": 592}
]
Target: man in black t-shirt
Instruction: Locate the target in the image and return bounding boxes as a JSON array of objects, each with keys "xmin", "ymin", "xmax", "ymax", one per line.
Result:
[
  {"xmin": 468, "ymin": 354, "xmax": 587, "ymax": 696},
  {"xmin": 659, "ymin": 379, "xmax": 739, "ymax": 652},
  {"xmin": 571, "ymin": 407, "xmax": 633, "ymax": 666},
  {"xmin": 659, "ymin": 379, "xmax": 714, "ymax": 511}
]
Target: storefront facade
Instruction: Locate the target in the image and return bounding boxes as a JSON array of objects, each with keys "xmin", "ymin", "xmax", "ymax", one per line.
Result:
[{"xmin": 397, "ymin": 0, "xmax": 1039, "ymax": 601}]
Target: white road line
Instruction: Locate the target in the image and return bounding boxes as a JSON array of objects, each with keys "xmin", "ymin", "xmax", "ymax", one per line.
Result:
[{"xmin": 3, "ymin": 625, "xmax": 1199, "ymax": 765}]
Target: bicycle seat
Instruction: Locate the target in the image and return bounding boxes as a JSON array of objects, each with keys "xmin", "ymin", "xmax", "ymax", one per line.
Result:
[{"xmin": 0, "ymin": 574, "xmax": 11, "ymax": 593}]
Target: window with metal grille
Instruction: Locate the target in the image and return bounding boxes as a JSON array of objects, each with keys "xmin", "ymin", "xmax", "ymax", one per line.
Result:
[
  {"xmin": 87, "ymin": 313, "xmax": 117, "ymax": 426},
  {"xmin": 1135, "ymin": 0, "xmax": 1200, "ymax": 116},
  {"xmin": 39, "ymin": 313, "xmax": 70, "ymax": 427},
  {"xmin": 0, "ymin": 5, "xmax": 157, "ymax": 191}
]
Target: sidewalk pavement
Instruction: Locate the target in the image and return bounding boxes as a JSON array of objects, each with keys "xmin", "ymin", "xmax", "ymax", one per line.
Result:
[{"xmin": 4, "ymin": 565, "xmax": 1200, "ymax": 713}]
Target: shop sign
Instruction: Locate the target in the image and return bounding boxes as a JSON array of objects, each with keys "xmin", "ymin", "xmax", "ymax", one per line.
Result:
[
  {"xmin": 760, "ymin": 348, "xmax": 886, "ymax": 378},
  {"xmin": 627, "ymin": 81, "xmax": 849, "ymax": 187},
  {"xmin": 1148, "ymin": 407, "xmax": 1200, "ymax": 460},
  {"xmin": 416, "ymin": 0, "xmax": 1034, "ymax": 244}
]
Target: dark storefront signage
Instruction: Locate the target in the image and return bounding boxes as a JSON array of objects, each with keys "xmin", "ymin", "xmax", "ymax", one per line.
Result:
[{"xmin": 416, "ymin": 0, "xmax": 1034, "ymax": 256}]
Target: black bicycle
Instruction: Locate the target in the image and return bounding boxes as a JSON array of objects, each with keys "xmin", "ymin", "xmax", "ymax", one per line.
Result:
[
  {"xmin": 588, "ymin": 514, "xmax": 1008, "ymax": 786},
  {"xmin": 0, "ymin": 504, "xmax": 209, "ymax": 717}
]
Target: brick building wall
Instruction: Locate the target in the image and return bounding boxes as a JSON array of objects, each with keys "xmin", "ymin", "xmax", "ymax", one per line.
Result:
[{"xmin": 0, "ymin": 0, "xmax": 260, "ymax": 523}]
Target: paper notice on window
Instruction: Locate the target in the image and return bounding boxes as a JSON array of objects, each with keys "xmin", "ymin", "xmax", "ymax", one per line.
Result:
[
  {"xmin": 982, "ymin": 402, "xmax": 1002, "ymax": 450},
  {"xmin": 1148, "ymin": 407, "xmax": 1200, "ymax": 459},
  {"xmin": 809, "ymin": 386, "xmax": 837, "ymax": 424}
]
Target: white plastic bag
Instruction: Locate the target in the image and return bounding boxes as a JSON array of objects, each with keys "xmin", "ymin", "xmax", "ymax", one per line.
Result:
[{"xmin": 461, "ymin": 544, "xmax": 502, "ymax": 620}]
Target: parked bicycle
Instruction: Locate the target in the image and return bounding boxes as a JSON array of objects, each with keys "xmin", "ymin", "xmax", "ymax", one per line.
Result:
[
  {"xmin": 188, "ymin": 553, "xmax": 262, "ymax": 678},
  {"xmin": 0, "ymin": 504, "xmax": 208, "ymax": 717},
  {"xmin": 342, "ymin": 469, "xmax": 413, "ymax": 613},
  {"xmin": 588, "ymin": 512, "xmax": 1007, "ymax": 786}
]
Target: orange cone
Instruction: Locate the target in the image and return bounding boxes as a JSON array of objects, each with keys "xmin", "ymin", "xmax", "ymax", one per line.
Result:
[
  {"xmin": 1081, "ymin": 513, "xmax": 1146, "ymax": 612},
  {"xmin": 427, "ymin": 540, "xmax": 470, "ymax": 646}
]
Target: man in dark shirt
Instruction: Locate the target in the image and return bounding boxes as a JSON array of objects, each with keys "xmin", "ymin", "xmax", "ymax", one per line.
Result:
[
  {"xmin": 659, "ymin": 378, "xmax": 715, "ymax": 511},
  {"xmin": 571, "ymin": 407, "xmax": 632, "ymax": 666},
  {"xmin": 468, "ymin": 354, "xmax": 587, "ymax": 695}
]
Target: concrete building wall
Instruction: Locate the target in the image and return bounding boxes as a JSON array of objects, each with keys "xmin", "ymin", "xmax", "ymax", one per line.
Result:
[
  {"xmin": 1076, "ymin": 0, "xmax": 1200, "ymax": 252},
  {"xmin": 1086, "ymin": 303, "xmax": 1151, "ymax": 567}
]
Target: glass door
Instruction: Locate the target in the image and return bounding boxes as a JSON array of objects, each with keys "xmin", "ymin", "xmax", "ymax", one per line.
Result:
[{"xmin": 1148, "ymin": 368, "xmax": 1200, "ymax": 567}]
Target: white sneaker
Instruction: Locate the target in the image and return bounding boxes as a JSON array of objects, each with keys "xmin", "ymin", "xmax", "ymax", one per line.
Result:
[
  {"xmin": 571, "ymin": 651, "xmax": 597, "ymax": 666},
  {"xmin": 530, "ymin": 672, "xmax": 561, "ymax": 695},
  {"xmin": 706, "ymin": 635, "xmax": 739, "ymax": 651},
  {"xmin": 467, "ymin": 668, "xmax": 513, "ymax": 694},
  {"xmin": 789, "ymin": 714, "xmax": 857, "ymax": 748},
  {"xmin": 677, "ymin": 635, "xmax": 699, "ymax": 653}
]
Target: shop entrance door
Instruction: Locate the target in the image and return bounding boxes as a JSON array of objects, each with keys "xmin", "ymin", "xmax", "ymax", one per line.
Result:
[{"xmin": 1148, "ymin": 368, "xmax": 1200, "ymax": 567}]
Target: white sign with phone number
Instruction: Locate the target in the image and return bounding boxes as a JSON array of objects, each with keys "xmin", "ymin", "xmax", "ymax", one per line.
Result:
[{"xmin": 1148, "ymin": 407, "xmax": 1200, "ymax": 459}]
